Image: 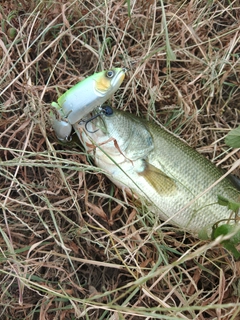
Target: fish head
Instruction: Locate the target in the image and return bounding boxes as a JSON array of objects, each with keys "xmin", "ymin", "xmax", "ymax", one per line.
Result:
[
  {"xmin": 75, "ymin": 105, "xmax": 176, "ymax": 198},
  {"xmin": 85, "ymin": 105, "xmax": 154, "ymax": 160}
]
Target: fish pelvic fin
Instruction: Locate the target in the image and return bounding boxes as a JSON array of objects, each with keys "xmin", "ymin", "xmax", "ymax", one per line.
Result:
[{"xmin": 138, "ymin": 161, "xmax": 176, "ymax": 195}]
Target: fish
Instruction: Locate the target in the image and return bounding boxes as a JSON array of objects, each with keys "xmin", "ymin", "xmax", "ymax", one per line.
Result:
[
  {"xmin": 73, "ymin": 106, "xmax": 240, "ymax": 238},
  {"xmin": 51, "ymin": 68, "xmax": 127, "ymax": 141}
]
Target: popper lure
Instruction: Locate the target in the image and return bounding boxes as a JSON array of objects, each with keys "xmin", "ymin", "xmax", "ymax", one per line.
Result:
[{"xmin": 51, "ymin": 67, "xmax": 127, "ymax": 141}]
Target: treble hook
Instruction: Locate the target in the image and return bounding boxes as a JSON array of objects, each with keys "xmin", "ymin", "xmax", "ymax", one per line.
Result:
[
  {"xmin": 84, "ymin": 112, "xmax": 102, "ymax": 133},
  {"xmin": 83, "ymin": 106, "xmax": 113, "ymax": 133}
]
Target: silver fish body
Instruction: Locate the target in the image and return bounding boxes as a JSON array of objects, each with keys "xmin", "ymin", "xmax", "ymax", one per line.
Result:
[{"xmin": 74, "ymin": 107, "xmax": 239, "ymax": 237}]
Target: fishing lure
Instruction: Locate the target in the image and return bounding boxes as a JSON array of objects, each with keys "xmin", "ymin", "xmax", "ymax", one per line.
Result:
[{"xmin": 51, "ymin": 67, "xmax": 127, "ymax": 141}]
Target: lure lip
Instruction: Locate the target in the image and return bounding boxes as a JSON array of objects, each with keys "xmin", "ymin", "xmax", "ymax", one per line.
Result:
[
  {"xmin": 52, "ymin": 118, "xmax": 72, "ymax": 142},
  {"xmin": 50, "ymin": 102, "xmax": 73, "ymax": 141}
]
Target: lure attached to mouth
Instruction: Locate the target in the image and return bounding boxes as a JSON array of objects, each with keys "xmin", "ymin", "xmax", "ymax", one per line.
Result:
[{"xmin": 51, "ymin": 67, "xmax": 127, "ymax": 141}]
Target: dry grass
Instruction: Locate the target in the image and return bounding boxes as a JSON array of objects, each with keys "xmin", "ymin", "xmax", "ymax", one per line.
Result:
[{"xmin": 0, "ymin": 0, "xmax": 240, "ymax": 319}]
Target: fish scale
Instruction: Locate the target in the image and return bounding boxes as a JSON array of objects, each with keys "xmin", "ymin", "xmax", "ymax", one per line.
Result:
[{"xmin": 74, "ymin": 107, "xmax": 239, "ymax": 238}]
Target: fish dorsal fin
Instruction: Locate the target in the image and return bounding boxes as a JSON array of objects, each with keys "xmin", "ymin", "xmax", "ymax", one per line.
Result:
[{"xmin": 138, "ymin": 161, "xmax": 176, "ymax": 195}]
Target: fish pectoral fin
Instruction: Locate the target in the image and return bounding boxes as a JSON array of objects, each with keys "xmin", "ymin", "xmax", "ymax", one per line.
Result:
[{"xmin": 138, "ymin": 161, "xmax": 176, "ymax": 195}]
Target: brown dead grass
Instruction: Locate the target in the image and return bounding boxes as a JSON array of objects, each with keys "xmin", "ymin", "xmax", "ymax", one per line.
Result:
[{"xmin": 0, "ymin": 0, "xmax": 240, "ymax": 319}]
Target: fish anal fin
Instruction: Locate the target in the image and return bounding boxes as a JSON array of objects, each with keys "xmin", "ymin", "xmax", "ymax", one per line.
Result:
[{"xmin": 138, "ymin": 161, "xmax": 176, "ymax": 195}]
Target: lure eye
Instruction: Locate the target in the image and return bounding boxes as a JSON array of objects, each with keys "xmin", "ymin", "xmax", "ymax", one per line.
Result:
[
  {"xmin": 102, "ymin": 105, "xmax": 113, "ymax": 116},
  {"xmin": 106, "ymin": 70, "xmax": 115, "ymax": 78}
]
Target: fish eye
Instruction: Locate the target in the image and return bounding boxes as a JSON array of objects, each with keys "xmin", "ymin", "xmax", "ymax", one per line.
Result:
[
  {"xmin": 106, "ymin": 70, "xmax": 115, "ymax": 78},
  {"xmin": 102, "ymin": 105, "xmax": 113, "ymax": 116}
]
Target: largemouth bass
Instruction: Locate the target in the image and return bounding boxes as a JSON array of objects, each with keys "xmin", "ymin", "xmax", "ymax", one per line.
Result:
[{"xmin": 74, "ymin": 106, "xmax": 239, "ymax": 237}]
